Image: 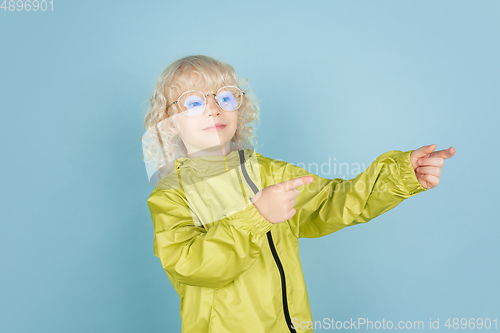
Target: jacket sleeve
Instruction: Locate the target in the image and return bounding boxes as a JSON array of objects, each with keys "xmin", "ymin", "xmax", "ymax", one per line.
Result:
[
  {"xmin": 280, "ymin": 150, "xmax": 428, "ymax": 238},
  {"xmin": 147, "ymin": 189, "xmax": 273, "ymax": 289}
]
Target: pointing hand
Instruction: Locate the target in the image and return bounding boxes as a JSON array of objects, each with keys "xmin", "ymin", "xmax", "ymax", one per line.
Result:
[
  {"xmin": 251, "ymin": 176, "xmax": 314, "ymax": 224},
  {"xmin": 410, "ymin": 144, "xmax": 456, "ymax": 189}
]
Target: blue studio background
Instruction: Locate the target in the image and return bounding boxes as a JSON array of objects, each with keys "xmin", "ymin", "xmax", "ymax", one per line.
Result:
[{"xmin": 1, "ymin": 1, "xmax": 498, "ymax": 332}]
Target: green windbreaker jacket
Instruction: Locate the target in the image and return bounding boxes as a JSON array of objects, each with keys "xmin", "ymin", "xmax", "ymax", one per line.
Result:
[{"xmin": 147, "ymin": 147, "xmax": 428, "ymax": 333}]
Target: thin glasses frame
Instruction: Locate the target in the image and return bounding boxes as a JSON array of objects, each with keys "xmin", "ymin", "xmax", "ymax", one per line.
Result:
[{"xmin": 166, "ymin": 85, "xmax": 246, "ymax": 117}]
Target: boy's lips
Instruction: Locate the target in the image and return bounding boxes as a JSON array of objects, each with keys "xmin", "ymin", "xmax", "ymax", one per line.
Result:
[{"xmin": 203, "ymin": 124, "xmax": 227, "ymax": 131}]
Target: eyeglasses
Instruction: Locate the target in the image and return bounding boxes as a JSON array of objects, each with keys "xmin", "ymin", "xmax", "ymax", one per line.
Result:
[{"xmin": 166, "ymin": 85, "xmax": 246, "ymax": 117}]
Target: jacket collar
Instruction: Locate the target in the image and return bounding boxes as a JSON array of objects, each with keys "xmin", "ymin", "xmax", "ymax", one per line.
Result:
[{"xmin": 175, "ymin": 142, "xmax": 255, "ymax": 178}]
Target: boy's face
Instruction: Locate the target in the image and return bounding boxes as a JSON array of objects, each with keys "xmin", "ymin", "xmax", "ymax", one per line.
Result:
[{"xmin": 174, "ymin": 74, "xmax": 238, "ymax": 156}]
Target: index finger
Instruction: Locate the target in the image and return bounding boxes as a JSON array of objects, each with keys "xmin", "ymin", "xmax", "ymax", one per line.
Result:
[
  {"xmin": 280, "ymin": 176, "xmax": 314, "ymax": 191},
  {"xmin": 428, "ymin": 147, "xmax": 456, "ymax": 160}
]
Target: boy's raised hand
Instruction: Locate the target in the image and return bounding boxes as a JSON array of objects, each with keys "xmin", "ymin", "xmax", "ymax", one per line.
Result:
[
  {"xmin": 251, "ymin": 176, "xmax": 314, "ymax": 224},
  {"xmin": 410, "ymin": 144, "xmax": 456, "ymax": 189}
]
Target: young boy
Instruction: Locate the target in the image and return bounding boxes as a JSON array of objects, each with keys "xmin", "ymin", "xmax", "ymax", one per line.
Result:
[{"xmin": 143, "ymin": 55, "xmax": 455, "ymax": 333}]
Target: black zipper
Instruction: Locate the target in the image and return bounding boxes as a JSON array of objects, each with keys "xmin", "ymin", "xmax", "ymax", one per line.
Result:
[{"xmin": 238, "ymin": 150, "xmax": 297, "ymax": 333}]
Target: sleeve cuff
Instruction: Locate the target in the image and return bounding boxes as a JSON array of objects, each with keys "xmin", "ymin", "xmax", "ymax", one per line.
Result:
[
  {"xmin": 394, "ymin": 150, "xmax": 429, "ymax": 196},
  {"xmin": 227, "ymin": 199, "xmax": 274, "ymax": 236}
]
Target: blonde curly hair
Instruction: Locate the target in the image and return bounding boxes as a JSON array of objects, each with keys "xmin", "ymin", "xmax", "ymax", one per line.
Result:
[{"xmin": 140, "ymin": 55, "xmax": 262, "ymax": 184}]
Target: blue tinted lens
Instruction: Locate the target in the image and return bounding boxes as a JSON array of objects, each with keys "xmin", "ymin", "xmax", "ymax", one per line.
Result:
[
  {"xmin": 183, "ymin": 95, "xmax": 205, "ymax": 116},
  {"xmin": 217, "ymin": 91, "xmax": 237, "ymax": 111}
]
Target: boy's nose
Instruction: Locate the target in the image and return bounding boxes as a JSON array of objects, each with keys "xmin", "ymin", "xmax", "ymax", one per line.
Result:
[{"xmin": 205, "ymin": 95, "xmax": 220, "ymax": 116}]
